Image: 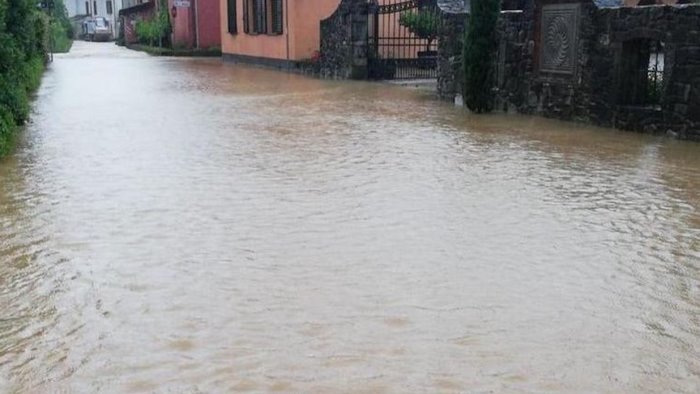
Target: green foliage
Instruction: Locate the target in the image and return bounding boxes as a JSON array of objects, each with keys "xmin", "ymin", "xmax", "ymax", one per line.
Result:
[
  {"xmin": 462, "ymin": 0, "xmax": 500, "ymax": 113},
  {"xmin": 0, "ymin": 107, "xmax": 16, "ymax": 157},
  {"xmin": 136, "ymin": 0, "xmax": 171, "ymax": 47},
  {"xmin": 49, "ymin": 0, "xmax": 74, "ymax": 53},
  {"xmin": 0, "ymin": 0, "xmax": 49, "ymax": 157},
  {"xmin": 399, "ymin": 7, "xmax": 439, "ymax": 50},
  {"xmin": 51, "ymin": 20, "xmax": 73, "ymax": 53}
]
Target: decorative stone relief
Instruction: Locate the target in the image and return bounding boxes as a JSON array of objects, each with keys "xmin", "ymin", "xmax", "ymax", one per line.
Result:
[{"xmin": 540, "ymin": 3, "xmax": 579, "ymax": 75}]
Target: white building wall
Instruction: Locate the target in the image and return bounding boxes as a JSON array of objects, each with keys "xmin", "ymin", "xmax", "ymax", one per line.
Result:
[{"xmin": 66, "ymin": 0, "xmax": 123, "ymax": 38}]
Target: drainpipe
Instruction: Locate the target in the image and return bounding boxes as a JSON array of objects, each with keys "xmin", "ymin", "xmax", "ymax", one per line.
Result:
[
  {"xmin": 193, "ymin": 0, "xmax": 199, "ymax": 48},
  {"xmin": 285, "ymin": 0, "xmax": 289, "ymax": 60}
]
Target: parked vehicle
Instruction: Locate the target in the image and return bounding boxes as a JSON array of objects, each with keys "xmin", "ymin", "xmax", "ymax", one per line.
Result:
[{"xmin": 82, "ymin": 17, "xmax": 112, "ymax": 42}]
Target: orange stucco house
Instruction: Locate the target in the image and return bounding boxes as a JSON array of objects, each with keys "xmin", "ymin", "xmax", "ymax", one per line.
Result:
[{"xmin": 220, "ymin": 0, "xmax": 342, "ymax": 66}]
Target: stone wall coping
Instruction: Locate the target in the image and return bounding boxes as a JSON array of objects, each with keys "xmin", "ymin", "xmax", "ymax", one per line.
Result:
[
  {"xmin": 595, "ymin": 3, "xmax": 700, "ymax": 9},
  {"xmin": 438, "ymin": 0, "xmax": 469, "ymax": 15}
]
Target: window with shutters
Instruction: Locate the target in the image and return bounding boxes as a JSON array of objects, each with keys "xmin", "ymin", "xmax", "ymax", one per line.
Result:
[
  {"xmin": 106, "ymin": 0, "xmax": 112, "ymax": 14},
  {"xmin": 85, "ymin": 1, "xmax": 89, "ymax": 14},
  {"xmin": 254, "ymin": 0, "xmax": 266, "ymax": 34},
  {"xmin": 269, "ymin": 0, "xmax": 283, "ymax": 35},
  {"xmin": 227, "ymin": 0, "xmax": 237, "ymax": 34},
  {"xmin": 243, "ymin": 0, "xmax": 282, "ymax": 35},
  {"xmin": 243, "ymin": 0, "xmax": 266, "ymax": 34},
  {"xmin": 93, "ymin": 0, "xmax": 97, "ymax": 15}
]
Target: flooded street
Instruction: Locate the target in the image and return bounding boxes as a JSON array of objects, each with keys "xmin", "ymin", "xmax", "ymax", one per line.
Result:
[{"xmin": 1, "ymin": 41, "xmax": 699, "ymax": 392}]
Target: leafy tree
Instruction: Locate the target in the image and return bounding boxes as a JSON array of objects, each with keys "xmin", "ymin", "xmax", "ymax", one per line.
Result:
[
  {"xmin": 462, "ymin": 0, "xmax": 500, "ymax": 113},
  {"xmin": 52, "ymin": 0, "xmax": 75, "ymax": 40},
  {"xmin": 399, "ymin": 7, "xmax": 439, "ymax": 52}
]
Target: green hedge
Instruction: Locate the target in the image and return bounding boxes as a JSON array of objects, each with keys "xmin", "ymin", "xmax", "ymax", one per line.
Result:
[
  {"xmin": 0, "ymin": 0, "xmax": 51, "ymax": 157},
  {"xmin": 49, "ymin": 0, "xmax": 73, "ymax": 53},
  {"xmin": 51, "ymin": 20, "xmax": 73, "ymax": 53}
]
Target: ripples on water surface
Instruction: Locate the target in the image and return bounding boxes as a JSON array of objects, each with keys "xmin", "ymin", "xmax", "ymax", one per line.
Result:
[{"xmin": 0, "ymin": 42, "xmax": 699, "ymax": 392}]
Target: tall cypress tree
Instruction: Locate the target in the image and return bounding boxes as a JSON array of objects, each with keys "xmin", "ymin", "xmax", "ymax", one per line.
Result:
[{"xmin": 463, "ymin": 0, "xmax": 500, "ymax": 113}]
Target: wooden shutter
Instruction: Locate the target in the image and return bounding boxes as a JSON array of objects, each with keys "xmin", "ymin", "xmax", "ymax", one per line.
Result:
[
  {"xmin": 270, "ymin": 0, "xmax": 283, "ymax": 34},
  {"xmin": 243, "ymin": 0, "xmax": 249, "ymax": 33},
  {"xmin": 254, "ymin": 0, "xmax": 266, "ymax": 34},
  {"xmin": 227, "ymin": 0, "xmax": 237, "ymax": 34}
]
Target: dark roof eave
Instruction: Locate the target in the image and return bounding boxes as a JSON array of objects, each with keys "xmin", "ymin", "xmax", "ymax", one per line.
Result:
[{"xmin": 118, "ymin": 1, "xmax": 155, "ymax": 16}]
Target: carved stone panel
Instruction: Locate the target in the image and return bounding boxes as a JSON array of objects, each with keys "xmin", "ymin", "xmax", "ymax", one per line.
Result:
[{"xmin": 540, "ymin": 3, "xmax": 580, "ymax": 75}]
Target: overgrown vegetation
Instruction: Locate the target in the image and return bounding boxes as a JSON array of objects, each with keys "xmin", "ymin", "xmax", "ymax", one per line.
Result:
[
  {"xmin": 136, "ymin": 0, "xmax": 171, "ymax": 47},
  {"xmin": 399, "ymin": 7, "xmax": 440, "ymax": 52},
  {"xmin": 49, "ymin": 0, "xmax": 74, "ymax": 53},
  {"xmin": 462, "ymin": 0, "xmax": 500, "ymax": 113},
  {"xmin": 0, "ymin": 0, "xmax": 50, "ymax": 156},
  {"xmin": 128, "ymin": 44, "xmax": 222, "ymax": 57}
]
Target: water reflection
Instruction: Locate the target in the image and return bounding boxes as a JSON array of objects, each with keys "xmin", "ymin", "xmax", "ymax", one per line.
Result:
[{"xmin": 0, "ymin": 42, "xmax": 699, "ymax": 392}]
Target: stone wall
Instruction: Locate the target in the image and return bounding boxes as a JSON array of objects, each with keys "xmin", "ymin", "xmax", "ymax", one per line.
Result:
[
  {"xmin": 317, "ymin": 0, "xmax": 370, "ymax": 79},
  {"xmin": 438, "ymin": 0, "xmax": 700, "ymax": 140},
  {"xmin": 493, "ymin": 10, "xmax": 534, "ymax": 113},
  {"xmin": 594, "ymin": 5, "xmax": 700, "ymax": 138},
  {"xmin": 437, "ymin": 10, "xmax": 468, "ymax": 101}
]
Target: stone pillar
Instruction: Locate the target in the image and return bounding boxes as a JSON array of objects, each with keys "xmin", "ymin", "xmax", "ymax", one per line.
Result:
[
  {"xmin": 437, "ymin": 11, "xmax": 468, "ymax": 101},
  {"xmin": 437, "ymin": 1, "xmax": 469, "ymax": 101},
  {"xmin": 318, "ymin": 0, "xmax": 370, "ymax": 79}
]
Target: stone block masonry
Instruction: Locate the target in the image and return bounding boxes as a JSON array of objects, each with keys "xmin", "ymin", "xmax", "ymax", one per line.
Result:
[
  {"xmin": 437, "ymin": 0, "xmax": 700, "ymax": 140},
  {"xmin": 318, "ymin": 0, "xmax": 371, "ymax": 79}
]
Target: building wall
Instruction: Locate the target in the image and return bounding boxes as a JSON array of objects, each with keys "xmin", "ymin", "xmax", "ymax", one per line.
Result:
[
  {"xmin": 68, "ymin": 0, "xmax": 122, "ymax": 37},
  {"xmin": 169, "ymin": 0, "xmax": 222, "ymax": 49},
  {"xmin": 197, "ymin": 0, "xmax": 222, "ymax": 48},
  {"xmin": 170, "ymin": 0, "xmax": 195, "ymax": 47},
  {"xmin": 220, "ymin": 0, "xmax": 341, "ymax": 62}
]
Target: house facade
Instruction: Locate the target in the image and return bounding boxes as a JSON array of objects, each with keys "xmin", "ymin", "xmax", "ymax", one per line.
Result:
[
  {"xmin": 119, "ymin": 0, "xmax": 221, "ymax": 49},
  {"xmin": 66, "ymin": 0, "xmax": 122, "ymax": 38},
  {"xmin": 169, "ymin": 0, "xmax": 222, "ymax": 49},
  {"xmin": 119, "ymin": 0, "xmax": 155, "ymax": 44},
  {"xmin": 220, "ymin": 0, "xmax": 342, "ymax": 66}
]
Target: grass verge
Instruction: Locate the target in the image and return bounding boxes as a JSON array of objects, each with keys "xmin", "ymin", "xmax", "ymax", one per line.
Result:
[{"xmin": 127, "ymin": 44, "xmax": 222, "ymax": 57}]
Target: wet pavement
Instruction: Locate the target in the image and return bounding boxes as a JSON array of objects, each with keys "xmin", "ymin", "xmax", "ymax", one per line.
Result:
[{"xmin": 1, "ymin": 41, "xmax": 699, "ymax": 392}]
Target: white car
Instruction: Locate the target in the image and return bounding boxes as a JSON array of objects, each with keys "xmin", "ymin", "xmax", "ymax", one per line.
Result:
[{"xmin": 82, "ymin": 17, "xmax": 112, "ymax": 42}]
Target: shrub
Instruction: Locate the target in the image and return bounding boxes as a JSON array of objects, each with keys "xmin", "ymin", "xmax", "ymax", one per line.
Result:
[
  {"xmin": 399, "ymin": 8, "xmax": 439, "ymax": 52},
  {"xmin": 462, "ymin": 0, "xmax": 500, "ymax": 113},
  {"xmin": 0, "ymin": 107, "xmax": 16, "ymax": 157},
  {"xmin": 0, "ymin": 72, "xmax": 31, "ymax": 125},
  {"xmin": 51, "ymin": 21, "xmax": 73, "ymax": 53},
  {"xmin": 48, "ymin": 0, "xmax": 73, "ymax": 53},
  {"xmin": 0, "ymin": 0, "xmax": 49, "ymax": 157},
  {"xmin": 136, "ymin": 0, "xmax": 171, "ymax": 47}
]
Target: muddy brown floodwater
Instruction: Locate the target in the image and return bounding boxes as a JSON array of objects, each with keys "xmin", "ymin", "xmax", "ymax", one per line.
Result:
[{"xmin": 1, "ymin": 42, "xmax": 699, "ymax": 393}]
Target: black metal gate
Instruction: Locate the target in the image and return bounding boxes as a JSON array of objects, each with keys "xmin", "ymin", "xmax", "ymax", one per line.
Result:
[{"xmin": 368, "ymin": 0, "xmax": 440, "ymax": 80}]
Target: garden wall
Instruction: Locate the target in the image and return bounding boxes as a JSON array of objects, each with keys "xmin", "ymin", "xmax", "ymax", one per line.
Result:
[{"xmin": 438, "ymin": 0, "xmax": 700, "ymax": 140}]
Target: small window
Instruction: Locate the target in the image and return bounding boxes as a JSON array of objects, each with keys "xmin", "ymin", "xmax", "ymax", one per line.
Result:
[
  {"xmin": 619, "ymin": 39, "xmax": 665, "ymax": 107},
  {"xmin": 227, "ymin": 0, "xmax": 237, "ymax": 34},
  {"xmin": 106, "ymin": 0, "xmax": 113, "ymax": 14},
  {"xmin": 93, "ymin": 0, "xmax": 97, "ymax": 15},
  {"xmin": 85, "ymin": 1, "xmax": 89, "ymax": 14}
]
